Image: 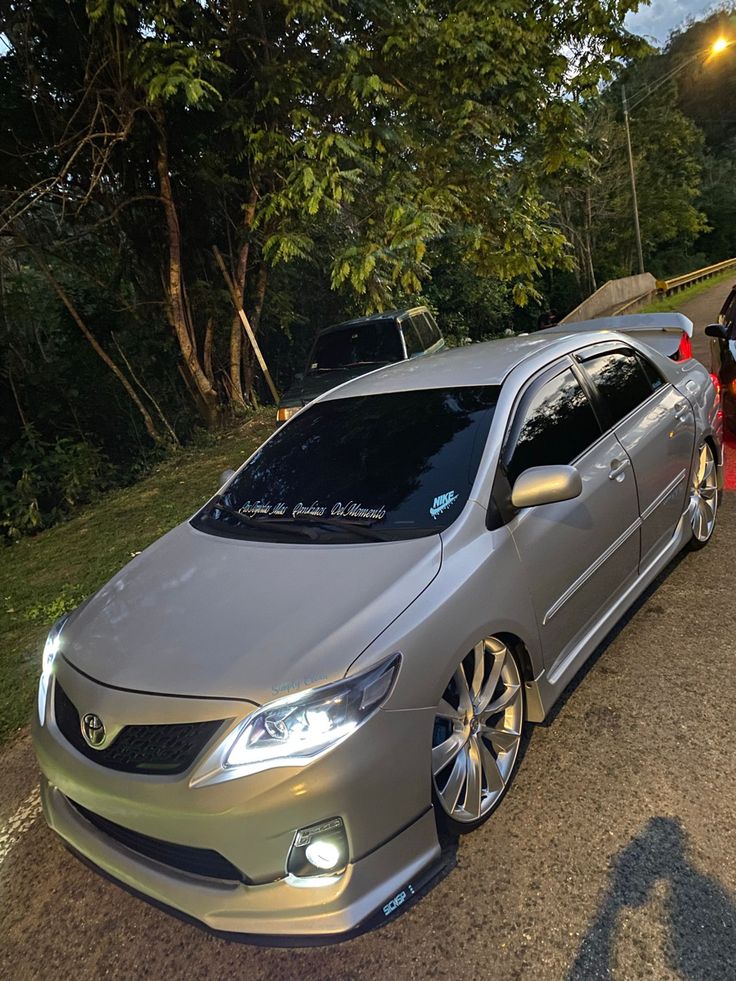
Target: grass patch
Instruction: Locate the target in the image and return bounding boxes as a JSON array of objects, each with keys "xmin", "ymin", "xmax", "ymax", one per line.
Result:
[
  {"xmin": 0, "ymin": 410, "xmax": 274, "ymax": 746},
  {"xmin": 639, "ymin": 267, "xmax": 736, "ymax": 313}
]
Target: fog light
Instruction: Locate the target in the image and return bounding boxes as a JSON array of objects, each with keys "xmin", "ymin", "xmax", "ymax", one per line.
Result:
[
  {"xmin": 287, "ymin": 817, "xmax": 348, "ymax": 877},
  {"xmin": 305, "ymin": 839, "xmax": 341, "ymax": 870}
]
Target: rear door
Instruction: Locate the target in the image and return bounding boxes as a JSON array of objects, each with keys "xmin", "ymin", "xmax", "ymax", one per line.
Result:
[
  {"xmin": 502, "ymin": 360, "xmax": 641, "ymax": 671},
  {"xmin": 576, "ymin": 343, "xmax": 695, "ymax": 569}
]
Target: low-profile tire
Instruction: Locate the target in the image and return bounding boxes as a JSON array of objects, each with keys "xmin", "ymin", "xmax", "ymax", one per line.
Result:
[
  {"xmin": 688, "ymin": 442, "xmax": 719, "ymax": 550},
  {"xmin": 431, "ymin": 637, "xmax": 526, "ymax": 836}
]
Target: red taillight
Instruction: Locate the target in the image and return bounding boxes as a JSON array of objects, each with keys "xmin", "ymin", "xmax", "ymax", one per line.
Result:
[
  {"xmin": 676, "ymin": 333, "xmax": 693, "ymax": 361},
  {"xmin": 710, "ymin": 372, "xmax": 722, "ymax": 399}
]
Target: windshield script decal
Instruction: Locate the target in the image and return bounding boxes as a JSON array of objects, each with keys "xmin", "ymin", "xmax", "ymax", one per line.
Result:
[
  {"xmin": 235, "ymin": 500, "xmax": 386, "ymax": 521},
  {"xmin": 430, "ymin": 490, "xmax": 459, "ymax": 519},
  {"xmin": 331, "ymin": 501, "xmax": 386, "ymax": 521}
]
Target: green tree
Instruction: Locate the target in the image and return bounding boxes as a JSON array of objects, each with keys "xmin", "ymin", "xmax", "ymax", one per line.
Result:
[
  {"xmin": 4, "ymin": 0, "xmax": 642, "ymax": 415},
  {"xmin": 551, "ymin": 62, "xmax": 708, "ymax": 297}
]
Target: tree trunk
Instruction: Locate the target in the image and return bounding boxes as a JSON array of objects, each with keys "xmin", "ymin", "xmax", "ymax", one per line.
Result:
[
  {"xmin": 154, "ymin": 110, "xmax": 220, "ymax": 427},
  {"xmin": 29, "ymin": 248, "xmax": 166, "ymax": 446},
  {"xmin": 584, "ymin": 186, "xmax": 597, "ymax": 294},
  {"xmin": 203, "ymin": 317, "xmax": 215, "ymax": 386},
  {"xmin": 228, "ymin": 186, "xmax": 259, "ymax": 414},
  {"xmin": 242, "ymin": 262, "xmax": 269, "ymax": 406}
]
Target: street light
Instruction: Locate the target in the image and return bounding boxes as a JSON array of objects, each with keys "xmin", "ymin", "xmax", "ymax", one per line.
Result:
[
  {"xmin": 712, "ymin": 36, "xmax": 730, "ymax": 56},
  {"xmin": 622, "ymin": 37, "xmax": 733, "ymax": 275}
]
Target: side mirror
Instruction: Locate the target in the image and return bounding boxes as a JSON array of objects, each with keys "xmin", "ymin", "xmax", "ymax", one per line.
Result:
[
  {"xmin": 511, "ymin": 465, "xmax": 582, "ymax": 509},
  {"xmin": 219, "ymin": 468, "xmax": 236, "ymax": 487},
  {"xmin": 705, "ymin": 323, "xmax": 729, "ymax": 339}
]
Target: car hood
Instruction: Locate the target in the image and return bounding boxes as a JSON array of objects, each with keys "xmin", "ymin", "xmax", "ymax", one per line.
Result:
[
  {"xmin": 61, "ymin": 521, "xmax": 441, "ymax": 704},
  {"xmin": 281, "ymin": 365, "xmax": 386, "ymax": 406}
]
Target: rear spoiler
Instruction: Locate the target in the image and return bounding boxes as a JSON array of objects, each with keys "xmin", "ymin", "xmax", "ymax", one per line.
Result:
[{"xmin": 537, "ymin": 313, "xmax": 693, "ymax": 360}]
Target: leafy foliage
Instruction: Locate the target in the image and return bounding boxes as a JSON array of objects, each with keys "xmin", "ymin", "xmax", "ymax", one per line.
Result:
[
  {"xmin": 3, "ymin": 1, "xmax": 736, "ymax": 540},
  {"xmin": 0, "ymin": 429, "xmax": 109, "ymax": 541}
]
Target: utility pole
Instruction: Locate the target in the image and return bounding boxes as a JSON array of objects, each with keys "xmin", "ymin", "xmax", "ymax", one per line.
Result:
[{"xmin": 622, "ymin": 84, "xmax": 645, "ymax": 276}]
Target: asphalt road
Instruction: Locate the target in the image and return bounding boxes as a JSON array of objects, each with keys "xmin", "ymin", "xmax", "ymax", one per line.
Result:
[{"xmin": 2, "ymin": 282, "xmax": 736, "ymax": 980}]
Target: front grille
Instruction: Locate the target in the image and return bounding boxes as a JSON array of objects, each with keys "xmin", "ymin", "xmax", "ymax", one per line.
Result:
[
  {"xmin": 54, "ymin": 682, "xmax": 226, "ymax": 775},
  {"xmin": 69, "ymin": 798, "xmax": 247, "ymax": 883}
]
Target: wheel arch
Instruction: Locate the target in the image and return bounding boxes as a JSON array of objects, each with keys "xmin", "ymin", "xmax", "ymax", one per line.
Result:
[
  {"xmin": 703, "ymin": 432, "xmax": 724, "ymax": 488},
  {"xmin": 493, "ymin": 631, "xmax": 535, "ymax": 684}
]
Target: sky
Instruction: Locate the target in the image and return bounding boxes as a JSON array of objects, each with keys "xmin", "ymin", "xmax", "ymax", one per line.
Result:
[{"xmin": 625, "ymin": 0, "xmax": 722, "ymax": 46}]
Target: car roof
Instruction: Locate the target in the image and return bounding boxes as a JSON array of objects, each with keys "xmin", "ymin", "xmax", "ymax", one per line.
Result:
[
  {"xmin": 318, "ymin": 306, "xmax": 427, "ymax": 335},
  {"xmin": 319, "ymin": 332, "xmax": 570, "ymax": 399}
]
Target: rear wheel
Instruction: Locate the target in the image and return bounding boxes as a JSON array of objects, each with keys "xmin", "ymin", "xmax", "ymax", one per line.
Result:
[
  {"xmin": 689, "ymin": 442, "xmax": 718, "ymax": 549},
  {"xmin": 432, "ymin": 637, "xmax": 525, "ymax": 835}
]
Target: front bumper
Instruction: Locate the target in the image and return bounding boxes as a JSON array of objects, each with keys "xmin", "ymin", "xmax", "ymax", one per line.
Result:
[
  {"xmin": 32, "ymin": 662, "xmax": 440, "ymax": 939},
  {"xmin": 40, "ymin": 779, "xmax": 440, "ymax": 940}
]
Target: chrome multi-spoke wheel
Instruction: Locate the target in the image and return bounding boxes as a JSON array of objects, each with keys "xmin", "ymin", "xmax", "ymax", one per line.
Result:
[
  {"xmin": 689, "ymin": 442, "xmax": 718, "ymax": 548},
  {"xmin": 432, "ymin": 637, "xmax": 524, "ymax": 831}
]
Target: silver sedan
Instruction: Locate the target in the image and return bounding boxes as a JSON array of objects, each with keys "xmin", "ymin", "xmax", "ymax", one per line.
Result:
[{"xmin": 32, "ymin": 322, "xmax": 722, "ymax": 941}]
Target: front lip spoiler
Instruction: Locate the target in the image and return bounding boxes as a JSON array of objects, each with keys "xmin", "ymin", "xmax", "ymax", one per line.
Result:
[
  {"xmin": 63, "ymin": 840, "xmax": 451, "ymax": 947},
  {"xmin": 41, "ymin": 779, "xmax": 446, "ymax": 944}
]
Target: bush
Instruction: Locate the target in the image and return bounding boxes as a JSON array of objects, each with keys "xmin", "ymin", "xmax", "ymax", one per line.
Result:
[{"xmin": 0, "ymin": 428, "xmax": 109, "ymax": 541}]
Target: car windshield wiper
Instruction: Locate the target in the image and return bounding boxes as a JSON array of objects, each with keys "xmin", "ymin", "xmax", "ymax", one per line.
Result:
[
  {"xmin": 294, "ymin": 518, "xmax": 390, "ymax": 542},
  {"xmin": 342, "ymin": 360, "xmax": 392, "ymax": 367},
  {"xmin": 309, "ymin": 361, "xmax": 390, "ymax": 372}
]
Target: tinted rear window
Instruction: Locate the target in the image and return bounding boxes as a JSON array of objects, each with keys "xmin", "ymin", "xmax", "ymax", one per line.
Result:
[
  {"xmin": 580, "ymin": 348, "xmax": 655, "ymax": 425},
  {"xmin": 194, "ymin": 388, "xmax": 499, "ymax": 542},
  {"xmin": 308, "ymin": 320, "xmax": 403, "ymax": 372}
]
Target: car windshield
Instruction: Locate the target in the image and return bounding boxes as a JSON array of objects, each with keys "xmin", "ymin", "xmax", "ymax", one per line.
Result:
[
  {"xmin": 307, "ymin": 319, "xmax": 403, "ymax": 372},
  {"xmin": 193, "ymin": 387, "xmax": 500, "ymax": 543}
]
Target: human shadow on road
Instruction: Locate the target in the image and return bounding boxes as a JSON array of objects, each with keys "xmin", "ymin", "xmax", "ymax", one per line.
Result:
[{"xmin": 569, "ymin": 816, "xmax": 736, "ymax": 980}]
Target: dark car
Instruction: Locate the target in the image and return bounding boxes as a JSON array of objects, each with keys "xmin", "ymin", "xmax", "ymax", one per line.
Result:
[
  {"xmin": 705, "ymin": 285, "xmax": 736, "ymax": 430},
  {"xmin": 276, "ymin": 306, "xmax": 445, "ymax": 423}
]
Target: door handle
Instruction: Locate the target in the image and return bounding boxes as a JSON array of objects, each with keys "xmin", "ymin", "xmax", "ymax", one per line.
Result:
[
  {"xmin": 608, "ymin": 458, "xmax": 630, "ymax": 481},
  {"xmin": 674, "ymin": 399, "xmax": 689, "ymax": 421}
]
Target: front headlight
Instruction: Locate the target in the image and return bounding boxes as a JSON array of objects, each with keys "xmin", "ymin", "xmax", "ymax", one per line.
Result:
[
  {"xmin": 38, "ymin": 614, "xmax": 69, "ymax": 725},
  {"xmin": 225, "ymin": 653, "xmax": 401, "ymax": 774}
]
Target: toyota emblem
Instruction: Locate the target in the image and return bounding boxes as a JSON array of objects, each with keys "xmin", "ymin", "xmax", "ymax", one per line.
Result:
[{"xmin": 82, "ymin": 713, "xmax": 106, "ymax": 748}]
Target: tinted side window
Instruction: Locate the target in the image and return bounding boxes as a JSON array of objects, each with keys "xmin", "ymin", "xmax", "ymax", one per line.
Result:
[
  {"xmin": 402, "ymin": 319, "xmax": 423, "ymax": 357},
  {"xmin": 580, "ymin": 349, "xmax": 655, "ymax": 426},
  {"xmin": 505, "ymin": 369, "xmax": 600, "ymax": 484},
  {"xmin": 635, "ymin": 351, "xmax": 665, "ymax": 391},
  {"xmin": 424, "ymin": 311, "xmax": 442, "ymax": 345},
  {"xmin": 412, "ymin": 313, "xmax": 434, "ymax": 350}
]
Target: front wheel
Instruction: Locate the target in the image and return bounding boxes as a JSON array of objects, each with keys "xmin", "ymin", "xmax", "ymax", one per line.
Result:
[
  {"xmin": 432, "ymin": 637, "xmax": 525, "ymax": 835},
  {"xmin": 689, "ymin": 442, "xmax": 718, "ymax": 549}
]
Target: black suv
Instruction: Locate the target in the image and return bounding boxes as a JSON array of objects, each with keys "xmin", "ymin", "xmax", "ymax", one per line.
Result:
[{"xmin": 276, "ymin": 306, "xmax": 445, "ymax": 423}]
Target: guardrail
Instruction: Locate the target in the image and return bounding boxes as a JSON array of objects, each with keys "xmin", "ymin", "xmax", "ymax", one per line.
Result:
[{"xmin": 656, "ymin": 257, "xmax": 736, "ymax": 295}]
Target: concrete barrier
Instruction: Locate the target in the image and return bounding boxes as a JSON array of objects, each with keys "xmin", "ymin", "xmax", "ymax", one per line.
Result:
[{"xmin": 561, "ymin": 273, "xmax": 657, "ymax": 323}]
